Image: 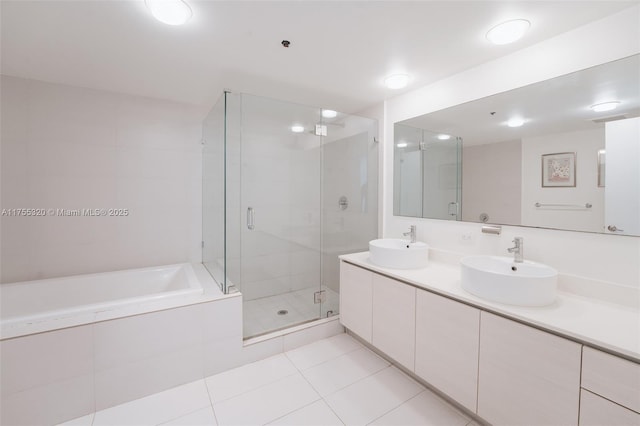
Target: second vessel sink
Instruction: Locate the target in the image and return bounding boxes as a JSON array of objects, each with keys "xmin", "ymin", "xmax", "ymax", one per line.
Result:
[
  {"xmin": 369, "ymin": 238, "xmax": 428, "ymax": 269},
  {"xmin": 460, "ymin": 256, "xmax": 558, "ymax": 306}
]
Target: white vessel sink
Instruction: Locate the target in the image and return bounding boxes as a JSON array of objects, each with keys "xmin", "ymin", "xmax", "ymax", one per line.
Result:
[
  {"xmin": 460, "ymin": 256, "xmax": 558, "ymax": 306},
  {"xmin": 369, "ymin": 238, "xmax": 428, "ymax": 269}
]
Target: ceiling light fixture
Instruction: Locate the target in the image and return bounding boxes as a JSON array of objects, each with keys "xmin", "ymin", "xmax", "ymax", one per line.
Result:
[
  {"xmin": 396, "ymin": 142, "xmax": 408, "ymax": 148},
  {"xmin": 384, "ymin": 74, "xmax": 410, "ymax": 90},
  {"xmin": 507, "ymin": 118, "xmax": 525, "ymax": 128},
  {"xmin": 322, "ymin": 109, "xmax": 338, "ymax": 118},
  {"xmin": 437, "ymin": 134, "xmax": 451, "ymax": 140},
  {"xmin": 291, "ymin": 125, "xmax": 305, "ymax": 133},
  {"xmin": 590, "ymin": 101, "xmax": 620, "ymax": 112},
  {"xmin": 486, "ymin": 19, "xmax": 530, "ymax": 45},
  {"xmin": 145, "ymin": 0, "xmax": 193, "ymax": 26}
]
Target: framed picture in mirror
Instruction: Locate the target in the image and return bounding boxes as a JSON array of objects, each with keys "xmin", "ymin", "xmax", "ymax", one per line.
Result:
[{"xmin": 542, "ymin": 152, "xmax": 576, "ymax": 187}]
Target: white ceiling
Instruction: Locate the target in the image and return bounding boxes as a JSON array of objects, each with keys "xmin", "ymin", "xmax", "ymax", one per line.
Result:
[{"xmin": 1, "ymin": 1, "xmax": 636, "ymax": 113}]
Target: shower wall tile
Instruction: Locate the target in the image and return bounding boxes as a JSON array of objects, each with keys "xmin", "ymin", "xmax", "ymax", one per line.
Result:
[
  {"xmin": 241, "ymin": 276, "xmax": 291, "ymax": 301},
  {"xmin": 289, "ymin": 272, "xmax": 321, "ymax": 292},
  {"xmin": 241, "ymin": 253, "xmax": 291, "ymax": 284},
  {"xmin": 0, "ymin": 75, "xmax": 207, "ymax": 283}
]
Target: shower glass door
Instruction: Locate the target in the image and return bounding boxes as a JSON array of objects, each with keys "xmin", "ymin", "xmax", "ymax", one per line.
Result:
[
  {"xmin": 206, "ymin": 92, "xmax": 379, "ymax": 339},
  {"xmin": 235, "ymin": 94, "xmax": 324, "ymax": 338}
]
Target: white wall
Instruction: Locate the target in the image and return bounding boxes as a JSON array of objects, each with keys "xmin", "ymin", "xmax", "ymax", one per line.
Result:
[
  {"xmin": 0, "ymin": 76, "xmax": 207, "ymax": 283},
  {"xmin": 383, "ymin": 6, "xmax": 640, "ymax": 289},
  {"xmin": 521, "ymin": 128, "xmax": 605, "ymax": 233},
  {"xmin": 462, "ymin": 140, "xmax": 521, "ymax": 225},
  {"xmin": 605, "ymin": 117, "xmax": 640, "ymax": 236}
]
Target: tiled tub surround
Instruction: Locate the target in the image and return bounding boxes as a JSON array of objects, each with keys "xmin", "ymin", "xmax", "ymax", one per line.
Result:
[
  {"xmin": 0, "ymin": 263, "xmax": 344, "ymax": 425},
  {"xmin": 340, "ymin": 251, "xmax": 640, "ymax": 425}
]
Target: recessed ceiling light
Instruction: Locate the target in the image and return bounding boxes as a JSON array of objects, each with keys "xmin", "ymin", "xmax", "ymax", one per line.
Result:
[
  {"xmin": 507, "ymin": 118, "xmax": 525, "ymax": 128},
  {"xmin": 384, "ymin": 74, "xmax": 410, "ymax": 90},
  {"xmin": 322, "ymin": 109, "xmax": 338, "ymax": 118},
  {"xmin": 291, "ymin": 125, "xmax": 305, "ymax": 133},
  {"xmin": 437, "ymin": 134, "xmax": 451, "ymax": 140},
  {"xmin": 145, "ymin": 0, "xmax": 193, "ymax": 26},
  {"xmin": 486, "ymin": 19, "xmax": 530, "ymax": 45},
  {"xmin": 590, "ymin": 101, "xmax": 620, "ymax": 112},
  {"xmin": 396, "ymin": 142, "xmax": 408, "ymax": 148}
]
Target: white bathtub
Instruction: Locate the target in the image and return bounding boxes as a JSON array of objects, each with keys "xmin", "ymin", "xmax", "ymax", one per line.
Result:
[
  {"xmin": 0, "ymin": 263, "xmax": 240, "ymax": 425},
  {"xmin": 0, "ymin": 263, "xmax": 206, "ymax": 339}
]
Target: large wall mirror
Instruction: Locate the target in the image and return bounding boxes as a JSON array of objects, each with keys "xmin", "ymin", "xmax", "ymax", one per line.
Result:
[{"xmin": 394, "ymin": 54, "xmax": 640, "ymax": 236}]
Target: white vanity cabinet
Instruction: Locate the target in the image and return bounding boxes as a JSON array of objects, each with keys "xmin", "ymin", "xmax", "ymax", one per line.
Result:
[
  {"xmin": 339, "ymin": 261, "xmax": 373, "ymax": 343},
  {"xmin": 579, "ymin": 389, "xmax": 640, "ymax": 426},
  {"xmin": 477, "ymin": 312, "xmax": 582, "ymax": 426},
  {"xmin": 579, "ymin": 347, "xmax": 640, "ymax": 425},
  {"xmin": 339, "ymin": 259, "xmax": 640, "ymax": 426},
  {"xmin": 415, "ymin": 290, "xmax": 480, "ymax": 412},
  {"xmin": 372, "ymin": 273, "xmax": 416, "ymax": 370},
  {"xmin": 339, "ymin": 261, "xmax": 415, "ymax": 368}
]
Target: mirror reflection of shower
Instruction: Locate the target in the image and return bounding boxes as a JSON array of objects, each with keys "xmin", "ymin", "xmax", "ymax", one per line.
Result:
[{"xmin": 394, "ymin": 124, "xmax": 462, "ymax": 220}]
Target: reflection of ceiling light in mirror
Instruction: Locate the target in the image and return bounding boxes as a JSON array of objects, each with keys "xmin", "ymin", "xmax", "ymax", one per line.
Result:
[
  {"xmin": 437, "ymin": 134, "xmax": 451, "ymax": 140},
  {"xmin": 322, "ymin": 109, "xmax": 338, "ymax": 118},
  {"xmin": 145, "ymin": 0, "xmax": 193, "ymax": 25},
  {"xmin": 396, "ymin": 142, "xmax": 408, "ymax": 148},
  {"xmin": 590, "ymin": 101, "xmax": 620, "ymax": 112},
  {"xmin": 486, "ymin": 19, "xmax": 530, "ymax": 45},
  {"xmin": 385, "ymin": 74, "xmax": 410, "ymax": 89},
  {"xmin": 291, "ymin": 125, "xmax": 305, "ymax": 133},
  {"xmin": 507, "ymin": 118, "xmax": 525, "ymax": 128}
]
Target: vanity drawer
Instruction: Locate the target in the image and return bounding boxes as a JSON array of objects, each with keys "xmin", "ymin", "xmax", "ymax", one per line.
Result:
[
  {"xmin": 582, "ymin": 346, "xmax": 640, "ymax": 413},
  {"xmin": 579, "ymin": 389, "xmax": 640, "ymax": 425}
]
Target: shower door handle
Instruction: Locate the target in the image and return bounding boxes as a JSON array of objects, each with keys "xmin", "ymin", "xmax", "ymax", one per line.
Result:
[{"xmin": 247, "ymin": 207, "xmax": 255, "ymax": 230}]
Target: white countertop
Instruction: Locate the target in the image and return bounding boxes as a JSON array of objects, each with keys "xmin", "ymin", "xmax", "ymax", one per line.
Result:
[{"xmin": 340, "ymin": 252, "xmax": 640, "ymax": 362}]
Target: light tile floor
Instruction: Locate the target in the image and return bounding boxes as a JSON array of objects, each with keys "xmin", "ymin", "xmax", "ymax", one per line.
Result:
[
  {"xmin": 59, "ymin": 333, "xmax": 477, "ymax": 426},
  {"xmin": 243, "ymin": 286, "xmax": 340, "ymax": 338}
]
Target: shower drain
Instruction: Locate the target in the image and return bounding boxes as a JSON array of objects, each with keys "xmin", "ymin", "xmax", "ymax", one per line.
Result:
[{"xmin": 277, "ymin": 310, "xmax": 288, "ymax": 316}]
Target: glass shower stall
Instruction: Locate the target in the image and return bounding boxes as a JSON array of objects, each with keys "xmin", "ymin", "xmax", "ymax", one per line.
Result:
[{"xmin": 202, "ymin": 92, "xmax": 378, "ymax": 339}]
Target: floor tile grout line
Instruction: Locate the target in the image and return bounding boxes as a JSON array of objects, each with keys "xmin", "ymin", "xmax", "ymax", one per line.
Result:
[
  {"xmin": 320, "ymin": 364, "xmax": 396, "ymax": 401},
  {"xmin": 283, "ymin": 335, "xmax": 367, "ymax": 373},
  {"xmin": 364, "ymin": 388, "xmax": 428, "ymax": 426},
  {"xmin": 202, "ymin": 377, "xmax": 221, "ymax": 426},
  {"xmin": 205, "ymin": 369, "xmax": 300, "ymax": 406},
  {"xmin": 262, "ymin": 396, "xmax": 324, "ymax": 426},
  {"xmin": 155, "ymin": 403, "xmax": 212, "ymax": 426},
  {"xmin": 297, "ymin": 350, "xmax": 391, "ymax": 400}
]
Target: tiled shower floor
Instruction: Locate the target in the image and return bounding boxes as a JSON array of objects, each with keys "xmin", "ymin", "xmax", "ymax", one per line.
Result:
[
  {"xmin": 243, "ymin": 286, "xmax": 340, "ymax": 338},
  {"xmin": 59, "ymin": 333, "xmax": 478, "ymax": 426}
]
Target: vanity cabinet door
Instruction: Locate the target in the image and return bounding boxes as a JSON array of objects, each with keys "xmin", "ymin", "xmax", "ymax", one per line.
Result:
[
  {"xmin": 339, "ymin": 261, "xmax": 373, "ymax": 343},
  {"xmin": 415, "ymin": 290, "xmax": 480, "ymax": 413},
  {"xmin": 478, "ymin": 312, "xmax": 582, "ymax": 426},
  {"xmin": 371, "ymin": 273, "xmax": 416, "ymax": 370},
  {"xmin": 579, "ymin": 389, "xmax": 640, "ymax": 426}
]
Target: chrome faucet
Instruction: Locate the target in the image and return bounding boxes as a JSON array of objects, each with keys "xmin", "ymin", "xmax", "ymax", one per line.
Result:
[
  {"xmin": 403, "ymin": 225, "xmax": 417, "ymax": 243},
  {"xmin": 507, "ymin": 237, "xmax": 524, "ymax": 263}
]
